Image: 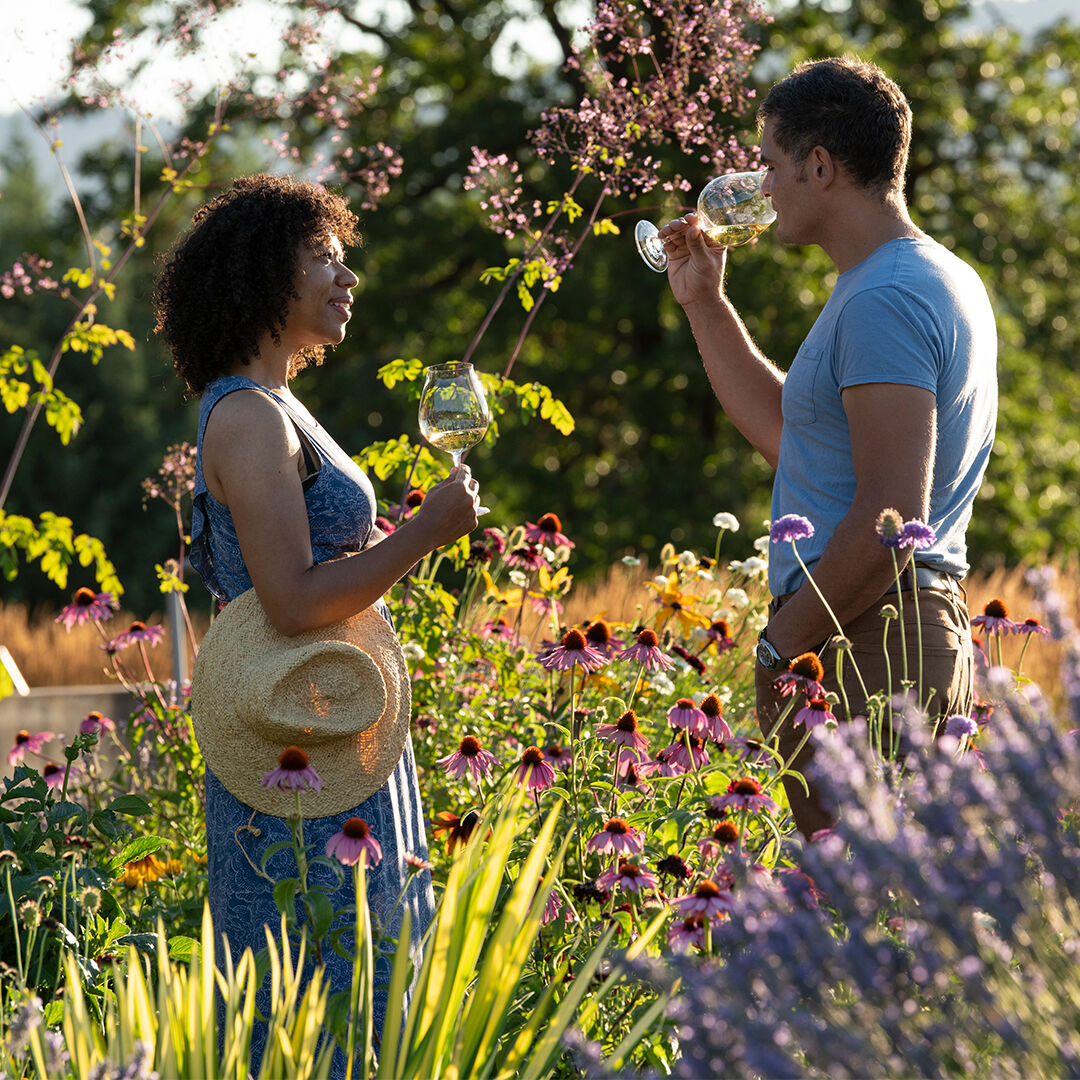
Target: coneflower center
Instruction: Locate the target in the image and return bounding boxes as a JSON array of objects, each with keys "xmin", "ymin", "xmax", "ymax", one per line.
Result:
[
  {"xmin": 985, "ymin": 597, "xmax": 1008, "ymax": 618},
  {"xmin": 586, "ymin": 620, "xmax": 612, "ymax": 645},
  {"xmin": 700, "ymin": 694, "xmax": 723, "ymax": 717},
  {"xmin": 15, "ymin": 730, "xmax": 30, "ymax": 745},
  {"xmin": 405, "ymin": 488, "xmax": 425, "ymax": 507},
  {"xmin": 733, "ymin": 777, "xmax": 763, "ymax": 795},
  {"xmin": 43, "ymin": 763, "xmax": 61, "ymax": 778},
  {"xmin": 616, "ymin": 710, "xmax": 639, "ymax": 732},
  {"xmin": 789, "ymin": 652, "xmax": 825, "ymax": 681},
  {"xmin": 710, "ymin": 619, "xmax": 731, "ymax": 636},
  {"xmin": 694, "ymin": 880, "xmax": 721, "ymax": 898},
  {"xmin": 562, "ymin": 628, "xmax": 587, "ymax": 650},
  {"xmin": 74, "ymin": 587, "xmax": 96, "ymax": 606},
  {"xmin": 636, "ymin": 629, "xmax": 659, "ymax": 648},
  {"xmin": 459, "ymin": 735, "xmax": 482, "ymax": 756},
  {"xmin": 605, "ymin": 817, "xmax": 629, "ymax": 834},
  {"xmin": 714, "ymin": 821, "xmax": 740, "ymax": 843},
  {"xmin": 675, "ymin": 697, "xmax": 696, "ymax": 710},
  {"xmin": 617, "ymin": 861, "xmax": 640, "ymax": 876},
  {"xmin": 278, "ymin": 745, "xmax": 310, "ymax": 770},
  {"xmin": 342, "ymin": 817, "xmax": 371, "ymax": 839},
  {"xmin": 807, "ymin": 699, "xmax": 830, "ymax": 712},
  {"xmin": 538, "ymin": 512, "xmax": 562, "ymax": 532},
  {"xmin": 129, "ymin": 621, "xmax": 146, "ymax": 632},
  {"xmin": 521, "ymin": 746, "xmax": 544, "ymax": 767}
]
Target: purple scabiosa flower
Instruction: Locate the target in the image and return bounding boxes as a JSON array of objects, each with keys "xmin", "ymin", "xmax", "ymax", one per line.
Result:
[
  {"xmin": 793, "ymin": 698, "xmax": 837, "ymax": 730},
  {"xmin": 945, "ymin": 714, "xmax": 979, "ymax": 739},
  {"xmin": 595, "ymin": 709, "xmax": 650, "ymax": 753},
  {"xmin": 506, "ymin": 543, "xmax": 549, "ymax": 571},
  {"xmin": 874, "ymin": 507, "xmax": 905, "ymax": 548},
  {"xmin": 597, "ymin": 859, "xmax": 659, "ymax": 895},
  {"xmin": 970, "ymin": 598, "xmax": 1022, "ymax": 636},
  {"xmin": 774, "ymin": 652, "xmax": 827, "ymax": 699},
  {"xmin": 56, "ymin": 588, "xmax": 117, "ymax": 631},
  {"xmin": 79, "ymin": 712, "xmax": 115, "ymax": 736},
  {"xmin": 668, "ymin": 697, "xmax": 706, "ymax": 732},
  {"xmin": 42, "ymin": 762, "xmax": 66, "ymax": 789},
  {"xmin": 899, "ymin": 518, "xmax": 936, "ymax": 549},
  {"xmin": 108, "ymin": 621, "xmax": 166, "ymax": 650},
  {"xmin": 435, "ymin": 735, "xmax": 500, "ymax": 784},
  {"xmin": 524, "ymin": 512, "xmax": 573, "ymax": 549},
  {"xmin": 668, "ymin": 914, "xmax": 708, "ymax": 953},
  {"xmin": 1016, "ymin": 617, "xmax": 1050, "ymax": 637},
  {"xmin": 667, "ymin": 733, "xmax": 710, "ymax": 771},
  {"xmin": 671, "ymin": 878, "xmax": 735, "ymax": 919},
  {"xmin": 769, "ymin": 514, "xmax": 814, "ymax": 544},
  {"xmin": 699, "ymin": 694, "xmax": 732, "ymax": 743},
  {"xmin": 7, "ymin": 730, "xmax": 54, "ymax": 767},
  {"xmin": 538, "ymin": 628, "xmax": 609, "ymax": 672},
  {"xmin": 545, "ymin": 743, "xmax": 573, "ymax": 772},
  {"xmin": 710, "ymin": 776, "xmax": 779, "ymax": 815},
  {"xmin": 616, "ymin": 628, "xmax": 675, "ymax": 671},
  {"xmin": 262, "ymin": 746, "xmax": 323, "ymax": 793},
  {"xmin": 325, "ymin": 817, "xmax": 383, "ymax": 867},
  {"xmin": 586, "ymin": 816, "xmax": 645, "ymax": 856},
  {"xmin": 514, "ymin": 746, "xmax": 557, "ymax": 791}
]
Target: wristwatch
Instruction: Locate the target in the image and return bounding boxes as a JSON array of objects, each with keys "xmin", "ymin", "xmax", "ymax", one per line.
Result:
[{"xmin": 756, "ymin": 627, "xmax": 788, "ymax": 671}]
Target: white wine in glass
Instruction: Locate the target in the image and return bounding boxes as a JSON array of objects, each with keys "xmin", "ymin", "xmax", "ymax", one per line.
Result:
[
  {"xmin": 635, "ymin": 170, "xmax": 776, "ymax": 273},
  {"xmin": 418, "ymin": 361, "xmax": 491, "ymax": 512}
]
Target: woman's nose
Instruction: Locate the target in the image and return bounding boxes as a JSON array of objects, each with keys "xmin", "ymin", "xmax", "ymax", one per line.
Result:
[{"xmin": 337, "ymin": 264, "xmax": 359, "ymax": 288}]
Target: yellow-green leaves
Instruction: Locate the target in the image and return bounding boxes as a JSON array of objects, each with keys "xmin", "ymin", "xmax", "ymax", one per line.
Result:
[{"xmin": 0, "ymin": 346, "xmax": 84, "ymax": 444}]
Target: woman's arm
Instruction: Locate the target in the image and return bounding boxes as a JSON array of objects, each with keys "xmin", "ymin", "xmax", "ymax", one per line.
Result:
[{"xmin": 202, "ymin": 389, "xmax": 479, "ymax": 635}]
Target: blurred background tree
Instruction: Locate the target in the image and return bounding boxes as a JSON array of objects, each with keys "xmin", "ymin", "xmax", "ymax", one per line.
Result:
[{"xmin": 1, "ymin": 0, "xmax": 1076, "ymax": 617}]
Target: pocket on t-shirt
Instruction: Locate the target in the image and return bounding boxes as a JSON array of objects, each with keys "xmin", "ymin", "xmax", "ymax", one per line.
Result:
[{"xmin": 782, "ymin": 346, "xmax": 824, "ymax": 427}]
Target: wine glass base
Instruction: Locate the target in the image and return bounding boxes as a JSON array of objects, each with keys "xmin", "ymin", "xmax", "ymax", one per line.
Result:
[{"xmin": 635, "ymin": 220, "xmax": 668, "ymax": 273}]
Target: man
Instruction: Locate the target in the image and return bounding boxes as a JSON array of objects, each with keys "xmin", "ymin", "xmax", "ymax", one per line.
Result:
[{"xmin": 660, "ymin": 57, "xmax": 997, "ymax": 837}]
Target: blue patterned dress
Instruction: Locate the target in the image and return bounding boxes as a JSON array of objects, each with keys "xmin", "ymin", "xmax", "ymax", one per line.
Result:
[{"xmin": 190, "ymin": 376, "xmax": 435, "ymax": 1076}]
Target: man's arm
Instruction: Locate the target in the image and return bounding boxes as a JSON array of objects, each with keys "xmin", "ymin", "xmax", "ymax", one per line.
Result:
[
  {"xmin": 661, "ymin": 215, "xmax": 785, "ymax": 466},
  {"xmin": 763, "ymin": 382, "xmax": 937, "ymax": 659}
]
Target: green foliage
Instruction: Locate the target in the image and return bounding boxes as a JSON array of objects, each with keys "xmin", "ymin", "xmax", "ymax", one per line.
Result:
[
  {"xmin": 0, "ymin": 347, "xmax": 83, "ymax": 445},
  {"xmin": 0, "ymin": 510, "xmax": 122, "ymax": 595}
]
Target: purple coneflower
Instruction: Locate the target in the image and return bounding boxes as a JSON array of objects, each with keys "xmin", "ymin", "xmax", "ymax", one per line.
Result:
[
  {"xmin": 616, "ymin": 755, "xmax": 652, "ymax": 792},
  {"xmin": 435, "ymin": 735, "xmax": 500, "ymax": 784},
  {"xmin": 616, "ymin": 628, "xmax": 674, "ymax": 671},
  {"xmin": 774, "ymin": 652, "xmax": 826, "ymax": 699},
  {"xmin": 524, "ymin": 512, "xmax": 574, "ymax": 549},
  {"xmin": 325, "ymin": 817, "xmax": 383, "ymax": 867},
  {"xmin": 595, "ymin": 709, "xmax": 650, "ymax": 753},
  {"xmin": 483, "ymin": 526, "xmax": 507, "ymax": 555},
  {"xmin": 874, "ymin": 507, "xmax": 905, "ymax": 548},
  {"xmin": 710, "ymin": 776, "xmax": 778, "ymax": 815},
  {"xmin": 655, "ymin": 853, "xmax": 691, "ymax": 882},
  {"xmin": 704, "ymin": 618, "xmax": 734, "ymax": 654},
  {"xmin": 698, "ymin": 694, "xmax": 732, "ymax": 743},
  {"xmin": 667, "ymin": 733, "xmax": 709, "ymax": 771},
  {"xmin": 671, "ymin": 878, "xmax": 735, "ymax": 919},
  {"xmin": 769, "ymin": 514, "xmax": 814, "ymax": 544},
  {"xmin": 56, "ymin": 588, "xmax": 117, "ymax": 631},
  {"xmin": 404, "ymin": 852, "xmax": 433, "ymax": 872},
  {"xmin": 597, "ymin": 859, "xmax": 658, "ymax": 895},
  {"xmin": 793, "ymin": 698, "xmax": 837, "ymax": 730},
  {"xmin": 671, "ymin": 644, "xmax": 707, "ymax": 676},
  {"xmin": 1016, "ymin": 617, "xmax": 1050, "ymax": 637},
  {"xmin": 79, "ymin": 712, "xmax": 115, "ymax": 736},
  {"xmin": 698, "ymin": 820, "xmax": 741, "ymax": 862},
  {"xmin": 636, "ymin": 745, "xmax": 685, "ymax": 778},
  {"xmin": 667, "ymin": 698, "xmax": 706, "ymax": 733},
  {"xmin": 668, "ymin": 914, "xmax": 707, "ymax": 953},
  {"xmin": 42, "ymin": 762, "xmax": 67, "ymax": 789},
  {"xmin": 374, "ymin": 515, "xmax": 397, "ymax": 535},
  {"xmin": 539, "ymin": 628, "xmax": 609, "ymax": 673},
  {"xmin": 481, "ymin": 617, "xmax": 517, "ymax": 642},
  {"xmin": 899, "ymin": 518, "xmax": 936, "ymax": 549},
  {"xmin": 970, "ymin": 597, "xmax": 1021, "ymax": 636},
  {"xmin": 109, "ymin": 621, "xmax": 166, "ymax": 650},
  {"xmin": 545, "ymin": 743, "xmax": 573, "ymax": 772},
  {"xmin": 584, "ymin": 618, "xmax": 619, "ymax": 657},
  {"xmin": 7, "ymin": 730, "xmax": 54, "ymax": 767},
  {"xmin": 506, "ymin": 544, "xmax": 549, "ymax": 571},
  {"xmin": 586, "ymin": 817, "xmax": 645, "ymax": 856},
  {"xmin": 541, "ymin": 885, "xmax": 570, "ymax": 926},
  {"xmin": 262, "ymin": 746, "xmax": 323, "ymax": 793},
  {"xmin": 514, "ymin": 746, "xmax": 556, "ymax": 792}
]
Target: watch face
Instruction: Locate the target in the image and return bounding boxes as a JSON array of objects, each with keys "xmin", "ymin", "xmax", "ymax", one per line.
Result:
[{"xmin": 756, "ymin": 640, "xmax": 777, "ymax": 669}]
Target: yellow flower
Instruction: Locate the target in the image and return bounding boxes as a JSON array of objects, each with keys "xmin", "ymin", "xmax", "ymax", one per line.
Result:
[
  {"xmin": 482, "ymin": 568, "xmax": 523, "ymax": 608},
  {"xmin": 644, "ymin": 573, "xmax": 710, "ymax": 636},
  {"xmin": 119, "ymin": 853, "xmax": 168, "ymax": 888},
  {"xmin": 528, "ymin": 564, "xmax": 572, "ymax": 605}
]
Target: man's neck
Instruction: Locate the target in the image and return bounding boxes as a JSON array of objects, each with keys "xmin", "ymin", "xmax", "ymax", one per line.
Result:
[{"xmin": 819, "ymin": 190, "xmax": 925, "ymax": 274}]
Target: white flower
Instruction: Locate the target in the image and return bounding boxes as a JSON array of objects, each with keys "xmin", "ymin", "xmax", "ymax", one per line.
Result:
[
  {"xmin": 677, "ymin": 550, "xmax": 698, "ymax": 569},
  {"xmin": 689, "ymin": 626, "xmax": 709, "ymax": 643},
  {"xmin": 747, "ymin": 611, "xmax": 768, "ymax": 633},
  {"xmin": 652, "ymin": 575, "xmax": 670, "ymax": 588},
  {"xmin": 622, "ymin": 555, "xmax": 641, "ymax": 567},
  {"xmin": 646, "ymin": 671, "xmax": 676, "ymax": 696},
  {"xmin": 725, "ymin": 588, "xmax": 750, "ymax": 609},
  {"xmin": 401, "ymin": 641, "xmax": 425, "ymax": 662},
  {"xmin": 712, "ymin": 512, "xmax": 740, "ymax": 531},
  {"xmin": 730, "ymin": 555, "xmax": 768, "ymax": 580},
  {"xmin": 753, "ymin": 535, "xmax": 771, "ymax": 554},
  {"xmin": 695, "ymin": 569, "xmax": 715, "ymax": 582},
  {"xmin": 509, "ymin": 569, "xmax": 530, "ymax": 588}
]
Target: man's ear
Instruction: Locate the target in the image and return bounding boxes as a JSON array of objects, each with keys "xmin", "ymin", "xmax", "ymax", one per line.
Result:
[{"xmin": 807, "ymin": 145, "xmax": 836, "ymax": 187}]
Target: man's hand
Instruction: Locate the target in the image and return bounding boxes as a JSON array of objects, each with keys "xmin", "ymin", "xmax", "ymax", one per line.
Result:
[{"xmin": 659, "ymin": 212, "xmax": 730, "ymax": 309}]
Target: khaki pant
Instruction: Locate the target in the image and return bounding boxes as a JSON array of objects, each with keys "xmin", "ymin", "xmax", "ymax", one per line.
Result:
[{"xmin": 755, "ymin": 582, "xmax": 973, "ymax": 838}]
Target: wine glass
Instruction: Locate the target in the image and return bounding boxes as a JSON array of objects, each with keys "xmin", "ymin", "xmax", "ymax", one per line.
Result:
[
  {"xmin": 418, "ymin": 361, "xmax": 491, "ymax": 513},
  {"xmin": 635, "ymin": 170, "xmax": 776, "ymax": 273}
]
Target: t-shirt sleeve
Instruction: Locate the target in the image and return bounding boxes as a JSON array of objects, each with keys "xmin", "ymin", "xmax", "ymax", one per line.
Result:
[{"xmin": 833, "ymin": 287, "xmax": 941, "ymax": 394}]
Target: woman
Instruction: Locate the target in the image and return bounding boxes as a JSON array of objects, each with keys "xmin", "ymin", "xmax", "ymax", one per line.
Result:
[{"xmin": 153, "ymin": 174, "xmax": 479, "ymax": 1072}]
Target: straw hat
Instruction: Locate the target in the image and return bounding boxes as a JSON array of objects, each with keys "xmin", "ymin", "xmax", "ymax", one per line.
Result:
[{"xmin": 191, "ymin": 588, "xmax": 411, "ymax": 818}]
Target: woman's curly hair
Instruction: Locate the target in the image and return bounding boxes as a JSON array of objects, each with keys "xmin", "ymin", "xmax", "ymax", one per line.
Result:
[{"xmin": 154, "ymin": 174, "xmax": 361, "ymax": 395}]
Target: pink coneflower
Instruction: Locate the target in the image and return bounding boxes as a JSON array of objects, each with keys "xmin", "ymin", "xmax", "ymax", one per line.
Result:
[
  {"xmin": 42, "ymin": 762, "xmax": 66, "ymax": 789},
  {"xmin": 704, "ymin": 619, "xmax": 734, "ymax": 654},
  {"xmin": 545, "ymin": 744, "xmax": 573, "ymax": 772},
  {"xmin": 710, "ymin": 776, "xmax": 778, "ymax": 815},
  {"xmin": 616, "ymin": 751, "xmax": 652, "ymax": 792},
  {"xmin": 7, "ymin": 730, "xmax": 54, "ymax": 766},
  {"xmin": 597, "ymin": 860, "xmax": 659, "ymax": 895},
  {"xmin": 615, "ymin": 629, "xmax": 675, "ymax": 671},
  {"xmin": 374, "ymin": 515, "xmax": 397, "ymax": 535},
  {"xmin": 671, "ymin": 644, "xmax": 707, "ymax": 676},
  {"xmin": 656, "ymin": 853, "xmax": 691, "ymax": 882},
  {"xmin": 793, "ymin": 698, "xmax": 837, "ymax": 730},
  {"xmin": 970, "ymin": 598, "xmax": 1021, "ymax": 636},
  {"xmin": 540, "ymin": 883, "xmax": 571, "ymax": 926},
  {"xmin": 262, "ymin": 746, "xmax": 323, "ymax": 793},
  {"xmin": 524, "ymin": 512, "xmax": 574, "ymax": 549},
  {"xmin": 671, "ymin": 878, "xmax": 735, "ymax": 919},
  {"xmin": 325, "ymin": 817, "xmax": 382, "ymax": 867},
  {"xmin": 514, "ymin": 746, "xmax": 556, "ymax": 792},
  {"xmin": 108, "ymin": 621, "xmax": 166, "ymax": 650},
  {"xmin": 480, "ymin": 617, "xmax": 518, "ymax": 643},
  {"xmin": 595, "ymin": 710, "xmax": 650, "ymax": 753},
  {"xmin": 56, "ymin": 588, "xmax": 117, "ymax": 631},
  {"xmin": 586, "ymin": 817, "xmax": 645, "ymax": 856},
  {"xmin": 667, "ymin": 733, "xmax": 709, "ymax": 771},
  {"xmin": 584, "ymin": 619, "xmax": 620, "ymax": 657},
  {"xmin": 636, "ymin": 745, "xmax": 685, "ymax": 778},
  {"xmin": 538, "ymin": 628, "xmax": 609, "ymax": 673},
  {"xmin": 698, "ymin": 694, "xmax": 732, "ymax": 743},
  {"xmin": 435, "ymin": 735, "xmax": 500, "ymax": 784},
  {"xmin": 506, "ymin": 544, "xmax": 549, "ymax": 571},
  {"xmin": 1016, "ymin": 617, "xmax": 1050, "ymax": 637},
  {"xmin": 79, "ymin": 712, "xmax": 115, "ymax": 736},
  {"xmin": 667, "ymin": 914, "xmax": 707, "ymax": 953},
  {"xmin": 404, "ymin": 852, "xmax": 433, "ymax": 872},
  {"xmin": 774, "ymin": 652, "xmax": 826, "ymax": 699},
  {"xmin": 667, "ymin": 698, "xmax": 706, "ymax": 733},
  {"xmin": 698, "ymin": 820, "xmax": 742, "ymax": 862},
  {"xmin": 483, "ymin": 527, "xmax": 507, "ymax": 555}
]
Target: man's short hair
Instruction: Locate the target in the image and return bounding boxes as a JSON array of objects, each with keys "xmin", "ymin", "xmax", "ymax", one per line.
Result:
[{"xmin": 757, "ymin": 57, "xmax": 912, "ymax": 196}]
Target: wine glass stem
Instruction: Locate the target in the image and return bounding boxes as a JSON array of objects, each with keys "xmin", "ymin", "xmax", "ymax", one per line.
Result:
[{"xmin": 451, "ymin": 451, "xmax": 463, "ymax": 470}]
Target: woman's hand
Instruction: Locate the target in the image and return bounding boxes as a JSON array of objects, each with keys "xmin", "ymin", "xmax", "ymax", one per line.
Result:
[{"xmin": 413, "ymin": 465, "xmax": 480, "ymax": 548}]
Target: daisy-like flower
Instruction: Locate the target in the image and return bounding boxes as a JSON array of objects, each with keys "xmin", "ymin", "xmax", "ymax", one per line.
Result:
[
  {"xmin": 698, "ymin": 820, "xmax": 741, "ymax": 862},
  {"xmin": 774, "ymin": 652, "xmax": 826, "ymax": 699},
  {"xmin": 404, "ymin": 852, "xmax": 433, "ymax": 873},
  {"xmin": 615, "ymin": 628, "xmax": 675, "ymax": 671},
  {"xmin": 667, "ymin": 698, "xmax": 706, "ymax": 732},
  {"xmin": 1016, "ymin": 617, "xmax": 1050, "ymax": 637},
  {"xmin": 56, "ymin": 588, "xmax": 117, "ymax": 631},
  {"xmin": 944, "ymin": 714, "xmax": 979, "ymax": 739},
  {"xmin": 262, "ymin": 746, "xmax": 323, "ymax": 793},
  {"xmin": 480, "ymin": 617, "xmax": 518, "ymax": 642},
  {"xmin": 482, "ymin": 526, "xmax": 507, "ymax": 555},
  {"xmin": 655, "ymin": 854, "xmax": 691, "ymax": 882},
  {"xmin": 506, "ymin": 544, "xmax": 549, "ymax": 572},
  {"xmin": 538, "ymin": 628, "xmax": 609, "ymax": 673},
  {"xmin": 326, "ymin": 817, "xmax": 383, "ymax": 867},
  {"xmin": 108, "ymin": 621, "xmax": 166, "ymax": 650},
  {"xmin": 712, "ymin": 512, "xmax": 740, "ymax": 532},
  {"xmin": 597, "ymin": 859, "xmax": 659, "ymax": 895},
  {"xmin": 7, "ymin": 730, "xmax": 54, "ymax": 767},
  {"xmin": 636, "ymin": 745, "xmax": 685, "ymax": 778},
  {"xmin": 875, "ymin": 507, "xmax": 905, "ymax": 547},
  {"xmin": 374, "ymin": 515, "xmax": 397, "ymax": 535},
  {"xmin": 769, "ymin": 514, "xmax": 815, "ymax": 544},
  {"xmin": 615, "ymin": 755, "xmax": 652, "ymax": 793},
  {"xmin": 514, "ymin": 746, "xmax": 557, "ymax": 792},
  {"xmin": 970, "ymin": 598, "xmax": 1021, "ymax": 636},
  {"xmin": 545, "ymin": 743, "xmax": 573, "ymax": 772},
  {"xmin": 42, "ymin": 762, "xmax": 67, "ymax": 789},
  {"xmin": 704, "ymin": 618, "xmax": 735, "ymax": 654},
  {"xmin": 793, "ymin": 698, "xmax": 837, "ymax": 730},
  {"xmin": 671, "ymin": 878, "xmax": 735, "ymax": 919},
  {"xmin": 584, "ymin": 618, "xmax": 620, "ymax": 657},
  {"xmin": 435, "ymin": 735, "xmax": 500, "ymax": 784},
  {"xmin": 595, "ymin": 709, "xmax": 650, "ymax": 753},
  {"xmin": 586, "ymin": 817, "xmax": 645, "ymax": 856},
  {"xmin": 668, "ymin": 914, "xmax": 707, "ymax": 954},
  {"xmin": 710, "ymin": 776, "xmax": 779, "ymax": 815},
  {"xmin": 667, "ymin": 733, "xmax": 709, "ymax": 771},
  {"xmin": 541, "ymin": 887, "xmax": 569, "ymax": 927},
  {"xmin": 643, "ymin": 574, "xmax": 710, "ymax": 636},
  {"xmin": 524, "ymin": 512, "xmax": 574, "ymax": 549},
  {"xmin": 899, "ymin": 519, "xmax": 936, "ymax": 549},
  {"xmin": 698, "ymin": 694, "xmax": 732, "ymax": 743},
  {"xmin": 79, "ymin": 712, "xmax": 115, "ymax": 736},
  {"xmin": 431, "ymin": 809, "xmax": 481, "ymax": 853}
]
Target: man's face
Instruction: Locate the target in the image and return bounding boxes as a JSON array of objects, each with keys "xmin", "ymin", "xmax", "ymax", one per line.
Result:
[{"xmin": 759, "ymin": 119, "xmax": 814, "ymax": 247}]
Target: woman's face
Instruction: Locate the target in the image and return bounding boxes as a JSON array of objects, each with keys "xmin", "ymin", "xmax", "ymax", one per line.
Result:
[{"xmin": 284, "ymin": 233, "xmax": 359, "ymax": 350}]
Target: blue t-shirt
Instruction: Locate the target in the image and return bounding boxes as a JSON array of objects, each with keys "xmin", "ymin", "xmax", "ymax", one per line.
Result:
[{"xmin": 769, "ymin": 237, "xmax": 998, "ymax": 598}]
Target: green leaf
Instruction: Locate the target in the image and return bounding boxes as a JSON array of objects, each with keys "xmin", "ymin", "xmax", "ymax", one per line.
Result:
[
  {"xmin": 272, "ymin": 878, "xmax": 300, "ymax": 925},
  {"xmin": 304, "ymin": 887, "xmax": 335, "ymax": 940},
  {"xmin": 107, "ymin": 794, "xmax": 152, "ymax": 816},
  {"xmin": 107, "ymin": 835, "xmax": 168, "ymax": 874}
]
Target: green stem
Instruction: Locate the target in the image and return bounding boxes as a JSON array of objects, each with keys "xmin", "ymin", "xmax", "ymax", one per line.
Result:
[
  {"xmin": 911, "ymin": 576, "xmax": 924, "ymax": 708},
  {"xmin": 4, "ymin": 866, "xmax": 24, "ymax": 980},
  {"xmin": 890, "ymin": 550, "xmax": 909, "ymax": 685}
]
